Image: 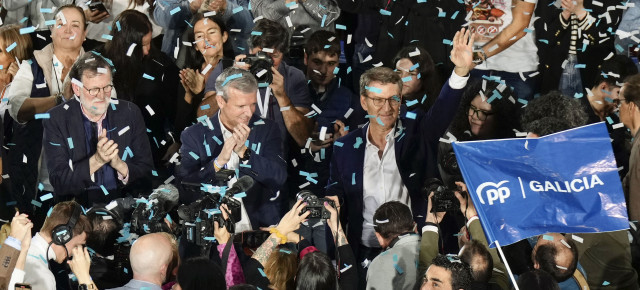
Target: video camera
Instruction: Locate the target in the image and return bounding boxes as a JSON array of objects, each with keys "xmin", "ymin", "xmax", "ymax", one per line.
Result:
[
  {"xmin": 241, "ymin": 52, "xmax": 273, "ymax": 84},
  {"xmin": 296, "ymin": 190, "xmax": 334, "ymax": 219},
  {"xmin": 129, "ymin": 184, "xmax": 180, "ymax": 236},
  {"xmin": 178, "ymin": 175, "xmax": 254, "ymax": 246}
]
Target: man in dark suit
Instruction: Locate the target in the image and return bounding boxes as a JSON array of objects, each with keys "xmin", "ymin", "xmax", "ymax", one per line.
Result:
[
  {"xmin": 326, "ymin": 28, "xmax": 476, "ymax": 277},
  {"xmin": 43, "ymin": 52, "xmax": 153, "ymax": 208},
  {"xmin": 177, "ymin": 67, "xmax": 287, "ymax": 229}
]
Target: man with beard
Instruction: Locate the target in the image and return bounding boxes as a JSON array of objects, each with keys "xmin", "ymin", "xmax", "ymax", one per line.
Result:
[{"xmin": 42, "ymin": 52, "xmax": 153, "ymax": 208}]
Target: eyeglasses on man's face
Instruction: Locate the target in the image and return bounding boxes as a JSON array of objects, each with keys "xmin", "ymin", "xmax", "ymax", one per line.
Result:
[{"xmin": 84, "ymin": 84, "xmax": 114, "ymax": 97}]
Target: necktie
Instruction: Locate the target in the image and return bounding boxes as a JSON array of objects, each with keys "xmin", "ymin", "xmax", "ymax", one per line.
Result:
[{"xmin": 90, "ymin": 121, "xmax": 98, "ymax": 155}]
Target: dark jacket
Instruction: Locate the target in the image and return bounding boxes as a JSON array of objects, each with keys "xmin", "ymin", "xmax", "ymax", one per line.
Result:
[
  {"xmin": 43, "ymin": 99, "xmax": 154, "ymax": 208},
  {"xmin": 326, "ymin": 80, "xmax": 464, "ymax": 253},
  {"xmin": 176, "ymin": 112, "xmax": 287, "ymax": 228}
]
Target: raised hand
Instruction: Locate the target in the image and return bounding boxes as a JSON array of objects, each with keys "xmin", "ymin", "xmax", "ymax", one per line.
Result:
[
  {"xmin": 179, "ymin": 68, "xmax": 205, "ymax": 95},
  {"xmin": 275, "ymin": 199, "xmax": 310, "ymax": 236},
  {"xmin": 426, "ymin": 192, "xmax": 446, "ymax": 224},
  {"xmin": 9, "ymin": 212, "xmax": 33, "ymax": 242},
  {"xmin": 232, "ymin": 124, "xmax": 251, "ymax": 154},
  {"xmin": 451, "ymin": 28, "xmax": 476, "ymax": 76},
  {"xmin": 95, "ymin": 129, "xmax": 118, "ymax": 165}
]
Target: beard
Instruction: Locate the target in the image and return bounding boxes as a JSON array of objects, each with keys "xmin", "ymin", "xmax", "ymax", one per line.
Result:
[{"xmin": 80, "ymin": 93, "xmax": 109, "ymax": 118}]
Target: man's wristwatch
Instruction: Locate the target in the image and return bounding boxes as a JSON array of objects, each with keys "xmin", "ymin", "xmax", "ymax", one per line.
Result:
[
  {"xmin": 472, "ymin": 50, "xmax": 487, "ymax": 65},
  {"xmin": 240, "ymin": 147, "xmax": 251, "ymax": 162},
  {"xmin": 78, "ymin": 284, "xmax": 95, "ymax": 290}
]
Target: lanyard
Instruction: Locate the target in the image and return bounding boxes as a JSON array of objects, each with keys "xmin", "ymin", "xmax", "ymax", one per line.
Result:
[{"xmin": 256, "ymin": 87, "xmax": 271, "ymax": 119}]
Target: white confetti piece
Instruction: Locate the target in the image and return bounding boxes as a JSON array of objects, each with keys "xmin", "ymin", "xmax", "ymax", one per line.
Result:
[
  {"xmin": 408, "ymin": 47, "xmax": 421, "ymax": 57},
  {"xmin": 71, "ymin": 78, "xmax": 83, "ymax": 88},
  {"xmin": 347, "ymin": 34, "xmax": 352, "ymax": 44},
  {"xmin": 280, "ymin": 106, "xmax": 290, "ymax": 111},
  {"xmin": 375, "ymin": 219, "xmax": 389, "ymax": 223},
  {"xmin": 118, "ymin": 126, "xmax": 130, "ymax": 136},
  {"xmin": 612, "ymin": 123, "xmax": 624, "ymax": 129},
  {"xmin": 97, "ymin": 67, "xmax": 107, "ymax": 74},
  {"xmin": 365, "ymin": 37, "xmax": 372, "ymax": 47},
  {"xmin": 22, "ymin": 154, "xmax": 27, "ymax": 163},
  {"xmin": 572, "ymin": 235, "xmax": 584, "ymax": 243},
  {"xmin": 285, "ymin": 16, "xmax": 293, "ymax": 27},
  {"xmin": 269, "ymin": 190, "xmax": 280, "ymax": 201},
  {"xmin": 126, "ymin": 43, "xmax": 137, "ymax": 56},
  {"xmin": 561, "ymin": 239, "xmax": 571, "ymax": 248},
  {"xmin": 262, "ymin": 47, "xmax": 274, "ymax": 53},
  {"xmin": 36, "ymin": 83, "xmax": 47, "ymax": 89},
  {"xmin": 311, "ymin": 103, "xmax": 322, "ymax": 114},
  {"xmin": 344, "ymin": 108, "xmax": 353, "ymax": 119},
  {"xmin": 319, "ymin": 126, "xmax": 327, "ymax": 141},
  {"xmin": 201, "ymin": 63, "xmax": 213, "ymax": 75},
  {"xmin": 145, "ymin": 105, "xmax": 155, "ymax": 116},
  {"xmin": 204, "ymin": 11, "xmax": 216, "ymax": 17}
]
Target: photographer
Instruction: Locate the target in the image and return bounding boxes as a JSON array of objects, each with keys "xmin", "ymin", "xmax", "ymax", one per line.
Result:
[{"xmin": 244, "ymin": 197, "xmax": 357, "ymax": 290}]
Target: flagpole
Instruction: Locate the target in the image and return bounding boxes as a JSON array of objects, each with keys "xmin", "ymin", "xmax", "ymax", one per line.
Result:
[{"xmin": 494, "ymin": 240, "xmax": 519, "ymax": 290}]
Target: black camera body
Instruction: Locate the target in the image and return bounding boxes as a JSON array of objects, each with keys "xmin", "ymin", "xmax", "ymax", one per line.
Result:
[
  {"xmin": 296, "ymin": 190, "xmax": 334, "ymax": 219},
  {"xmin": 178, "ymin": 191, "xmax": 242, "ymax": 246},
  {"xmin": 424, "ymin": 178, "xmax": 461, "ymax": 213},
  {"xmin": 242, "ymin": 52, "xmax": 274, "ymax": 84}
]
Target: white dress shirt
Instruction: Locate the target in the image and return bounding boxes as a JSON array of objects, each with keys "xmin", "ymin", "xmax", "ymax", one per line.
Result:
[{"xmin": 361, "ymin": 122, "xmax": 410, "ymax": 247}]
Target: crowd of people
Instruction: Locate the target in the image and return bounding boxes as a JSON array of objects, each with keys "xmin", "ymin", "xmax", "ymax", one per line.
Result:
[{"xmin": 0, "ymin": 0, "xmax": 640, "ymax": 289}]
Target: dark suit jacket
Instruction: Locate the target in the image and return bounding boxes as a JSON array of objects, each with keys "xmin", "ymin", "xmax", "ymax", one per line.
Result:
[
  {"xmin": 176, "ymin": 112, "xmax": 287, "ymax": 228},
  {"xmin": 43, "ymin": 99, "xmax": 153, "ymax": 207},
  {"xmin": 326, "ymin": 80, "xmax": 464, "ymax": 252}
]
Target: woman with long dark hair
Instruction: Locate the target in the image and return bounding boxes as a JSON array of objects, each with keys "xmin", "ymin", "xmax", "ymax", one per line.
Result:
[
  {"xmin": 96, "ymin": 9, "xmax": 180, "ymax": 180},
  {"xmin": 393, "ymin": 45, "xmax": 442, "ymax": 113}
]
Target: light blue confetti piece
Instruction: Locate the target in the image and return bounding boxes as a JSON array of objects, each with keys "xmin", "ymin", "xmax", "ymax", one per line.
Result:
[
  {"xmin": 319, "ymin": 4, "xmax": 326, "ymax": 9},
  {"xmin": 406, "ymin": 112, "xmax": 417, "ymax": 119},
  {"xmin": 40, "ymin": 8, "xmax": 52, "ymax": 13},
  {"xmin": 351, "ymin": 173, "xmax": 356, "ymax": 185},
  {"xmin": 124, "ymin": 268, "xmax": 128, "ymax": 274},
  {"xmin": 574, "ymin": 64, "xmax": 586, "ymax": 69},
  {"xmin": 6, "ymin": 42, "xmax": 17, "ymax": 52},
  {"xmin": 285, "ymin": 1, "xmax": 296, "ymax": 7},
  {"xmin": 280, "ymin": 249, "xmax": 292, "ymax": 254},
  {"xmin": 347, "ymin": 66, "xmax": 352, "ymax": 74},
  {"xmin": 100, "ymin": 185, "xmax": 109, "ymax": 195},
  {"xmin": 402, "ymin": 76, "xmax": 412, "ymax": 83},
  {"xmin": 203, "ymin": 236, "xmax": 217, "ymax": 241},
  {"xmin": 232, "ymin": 6, "xmax": 243, "ymax": 14},
  {"xmin": 354, "ymin": 137, "xmax": 363, "ymax": 148},
  {"xmin": 542, "ymin": 234, "xmax": 554, "ymax": 241},
  {"xmin": 376, "ymin": 116, "xmax": 384, "ymax": 126},
  {"xmin": 45, "ymin": 19, "xmax": 56, "ymax": 26},
  {"xmin": 379, "ymin": 9, "xmax": 391, "ymax": 16},
  {"xmin": 602, "ymin": 281, "xmax": 610, "ymax": 286},
  {"xmin": 321, "ymin": 148, "xmax": 326, "ymax": 160},
  {"xmin": 142, "ymin": 73, "xmax": 155, "ymax": 80},
  {"xmin": 116, "ymin": 21, "xmax": 121, "ymax": 31},
  {"xmin": 184, "ymin": 20, "xmax": 193, "ymax": 28},
  {"xmin": 169, "ymin": 7, "xmax": 181, "ymax": 15},
  {"xmin": 574, "ymin": 93, "xmax": 583, "ymax": 99},
  {"xmin": 438, "ymin": 11, "xmax": 446, "ymax": 17},
  {"xmin": 406, "ymin": 99, "xmax": 418, "ymax": 107},
  {"xmin": 334, "ymin": 141, "xmax": 344, "ymax": 147},
  {"xmin": 251, "ymin": 31, "xmax": 263, "ymax": 36},
  {"xmin": 523, "ymin": 28, "xmax": 533, "ymax": 33},
  {"xmin": 188, "ymin": 151, "xmax": 199, "ymax": 160},
  {"xmin": 67, "ymin": 137, "xmax": 74, "ymax": 149},
  {"xmin": 38, "ymin": 183, "xmax": 45, "ymax": 191},
  {"xmin": 19, "ymin": 17, "xmax": 27, "ymax": 24},
  {"xmin": 221, "ymin": 73, "xmax": 242, "ymax": 86},
  {"xmin": 365, "ymin": 86, "xmax": 382, "ymax": 94},
  {"xmin": 234, "ymin": 192, "xmax": 247, "ymax": 198},
  {"xmin": 204, "ymin": 142, "xmax": 211, "ymax": 157},
  {"xmin": 394, "ymin": 263, "xmax": 404, "ymax": 274},
  {"xmin": 606, "ymin": 116, "xmax": 614, "ymax": 124},
  {"xmin": 409, "ymin": 63, "xmax": 419, "ymax": 71},
  {"xmin": 450, "ymin": 10, "xmax": 459, "ymax": 19},
  {"xmin": 539, "ymin": 39, "xmax": 549, "ymax": 44},
  {"xmin": 333, "ymin": 67, "xmax": 339, "ymax": 74},
  {"xmin": 417, "ymin": 0, "xmax": 426, "ymax": 2},
  {"xmin": 254, "ymin": 119, "xmax": 265, "ymax": 125},
  {"xmin": 35, "ymin": 113, "xmax": 50, "ymax": 119},
  {"xmin": 517, "ymin": 98, "xmax": 528, "ymax": 105},
  {"xmin": 101, "ymin": 34, "xmax": 113, "ymax": 40},
  {"xmin": 258, "ymin": 268, "xmax": 267, "ymax": 277},
  {"xmin": 200, "ymin": 104, "xmax": 210, "ymax": 110},
  {"xmin": 393, "ymin": 254, "xmax": 398, "ymax": 262},
  {"xmin": 20, "ymin": 27, "xmax": 36, "ymax": 34},
  {"xmin": 306, "ymin": 176, "xmax": 318, "ymax": 184},
  {"xmin": 40, "ymin": 193, "xmax": 53, "ymax": 201},
  {"xmin": 49, "ymin": 142, "xmax": 61, "ymax": 146},
  {"xmin": 256, "ymin": 142, "xmax": 261, "ymax": 154},
  {"xmin": 615, "ymin": 44, "xmax": 624, "ymax": 53},
  {"xmin": 335, "ymin": 24, "xmax": 346, "ymax": 30},
  {"xmin": 212, "ymin": 136, "xmax": 222, "ymax": 145},
  {"xmin": 31, "ymin": 200, "xmax": 42, "ymax": 207},
  {"xmin": 47, "ymin": 207, "xmax": 53, "ymax": 217},
  {"xmin": 152, "ymin": 170, "xmax": 158, "ymax": 176},
  {"xmin": 258, "ymin": 82, "xmax": 269, "ymax": 88},
  {"xmin": 321, "ymin": 14, "xmax": 327, "ymax": 27},
  {"xmin": 442, "ymin": 39, "xmax": 452, "ymax": 45}
]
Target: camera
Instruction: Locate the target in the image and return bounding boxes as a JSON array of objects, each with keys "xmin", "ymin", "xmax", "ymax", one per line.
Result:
[
  {"xmin": 424, "ymin": 178, "xmax": 461, "ymax": 213},
  {"xmin": 129, "ymin": 184, "xmax": 180, "ymax": 236},
  {"xmin": 296, "ymin": 190, "xmax": 335, "ymax": 219},
  {"xmin": 439, "ymin": 150, "xmax": 464, "ymax": 189},
  {"xmin": 242, "ymin": 52, "xmax": 273, "ymax": 84}
]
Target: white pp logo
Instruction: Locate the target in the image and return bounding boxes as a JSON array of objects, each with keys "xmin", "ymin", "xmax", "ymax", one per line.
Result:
[{"xmin": 476, "ymin": 181, "xmax": 511, "ymax": 205}]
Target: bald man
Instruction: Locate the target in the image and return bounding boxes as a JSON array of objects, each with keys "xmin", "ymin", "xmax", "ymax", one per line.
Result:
[{"xmin": 107, "ymin": 233, "xmax": 174, "ymax": 290}]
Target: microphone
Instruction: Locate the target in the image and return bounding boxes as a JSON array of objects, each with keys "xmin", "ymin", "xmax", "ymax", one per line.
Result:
[{"xmin": 226, "ymin": 176, "xmax": 254, "ymax": 197}]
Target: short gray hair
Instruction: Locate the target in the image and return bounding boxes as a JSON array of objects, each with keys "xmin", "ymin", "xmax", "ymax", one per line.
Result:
[
  {"xmin": 359, "ymin": 67, "xmax": 402, "ymax": 97},
  {"xmin": 215, "ymin": 67, "xmax": 258, "ymax": 101}
]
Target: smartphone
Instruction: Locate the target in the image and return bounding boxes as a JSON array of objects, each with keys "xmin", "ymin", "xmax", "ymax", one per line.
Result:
[
  {"xmin": 15, "ymin": 283, "xmax": 32, "ymax": 290},
  {"xmin": 88, "ymin": 2, "xmax": 109, "ymax": 14}
]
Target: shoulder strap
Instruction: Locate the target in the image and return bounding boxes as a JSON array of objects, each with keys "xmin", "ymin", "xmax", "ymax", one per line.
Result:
[{"xmin": 220, "ymin": 234, "xmax": 235, "ymax": 275}]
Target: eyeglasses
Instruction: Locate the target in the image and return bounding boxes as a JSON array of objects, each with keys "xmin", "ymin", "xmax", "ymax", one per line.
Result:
[
  {"xmin": 84, "ymin": 84, "xmax": 114, "ymax": 97},
  {"xmin": 613, "ymin": 98, "xmax": 627, "ymax": 109},
  {"xmin": 468, "ymin": 105, "xmax": 495, "ymax": 121},
  {"xmin": 366, "ymin": 95, "xmax": 402, "ymax": 107}
]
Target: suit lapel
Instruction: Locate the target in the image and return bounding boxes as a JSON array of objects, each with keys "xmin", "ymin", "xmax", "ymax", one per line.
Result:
[{"xmin": 67, "ymin": 100, "xmax": 88, "ymax": 161}]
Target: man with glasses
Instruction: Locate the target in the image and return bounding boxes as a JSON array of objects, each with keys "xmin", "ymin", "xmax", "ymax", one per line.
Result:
[
  {"xmin": 326, "ymin": 28, "xmax": 476, "ymax": 287},
  {"xmin": 42, "ymin": 52, "xmax": 153, "ymax": 208}
]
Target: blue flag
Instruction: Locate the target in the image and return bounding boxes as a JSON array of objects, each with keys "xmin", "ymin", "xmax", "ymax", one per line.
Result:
[{"xmin": 452, "ymin": 122, "xmax": 629, "ymax": 247}]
